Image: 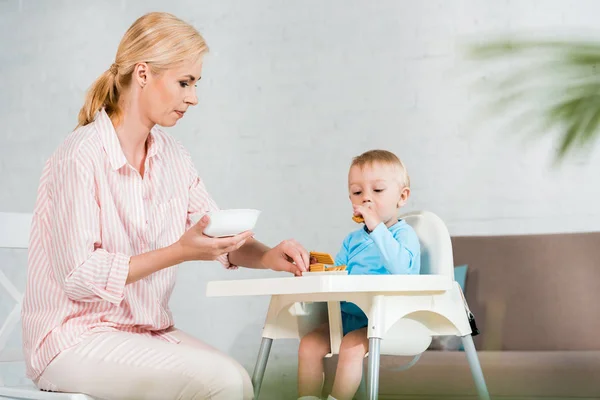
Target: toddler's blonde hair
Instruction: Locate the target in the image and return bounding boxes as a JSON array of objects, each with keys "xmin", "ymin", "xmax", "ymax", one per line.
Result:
[{"xmin": 351, "ymin": 149, "xmax": 410, "ymax": 188}]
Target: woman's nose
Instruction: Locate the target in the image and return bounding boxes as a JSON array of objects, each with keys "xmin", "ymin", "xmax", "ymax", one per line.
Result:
[{"xmin": 185, "ymin": 91, "xmax": 198, "ymax": 106}]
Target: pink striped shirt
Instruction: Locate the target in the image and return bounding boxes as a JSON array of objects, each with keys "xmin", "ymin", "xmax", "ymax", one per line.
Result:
[{"xmin": 21, "ymin": 109, "xmax": 231, "ymax": 380}]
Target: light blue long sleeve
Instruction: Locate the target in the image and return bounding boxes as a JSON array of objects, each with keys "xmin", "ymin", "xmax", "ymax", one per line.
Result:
[
  {"xmin": 369, "ymin": 222, "xmax": 419, "ymax": 275},
  {"xmin": 334, "ymin": 219, "xmax": 420, "ymax": 276},
  {"xmin": 334, "ymin": 219, "xmax": 421, "ymax": 324}
]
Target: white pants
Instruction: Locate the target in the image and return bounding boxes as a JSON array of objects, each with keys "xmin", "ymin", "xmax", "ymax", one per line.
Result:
[{"xmin": 37, "ymin": 329, "xmax": 253, "ymax": 400}]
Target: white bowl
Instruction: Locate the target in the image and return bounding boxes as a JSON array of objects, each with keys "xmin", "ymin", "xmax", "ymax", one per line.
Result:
[{"xmin": 190, "ymin": 209, "xmax": 261, "ymax": 238}]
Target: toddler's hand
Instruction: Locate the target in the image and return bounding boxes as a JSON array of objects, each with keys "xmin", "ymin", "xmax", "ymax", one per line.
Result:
[{"xmin": 353, "ymin": 203, "xmax": 381, "ymax": 231}]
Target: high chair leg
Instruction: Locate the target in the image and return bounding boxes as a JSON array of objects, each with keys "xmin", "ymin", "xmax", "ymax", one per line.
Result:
[
  {"xmin": 461, "ymin": 335, "xmax": 490, "ymax": 400},
  {"xmin": 366, "ymin": 337, "xmax": 381, "ymax": 400},
  {"xmin": 252, "ymin": 337, "xmax": 273, "ymax": 399}
]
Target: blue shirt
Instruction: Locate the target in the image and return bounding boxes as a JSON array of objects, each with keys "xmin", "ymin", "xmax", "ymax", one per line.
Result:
[{"xmin": 335, "ymin": 219, "xmax": 421, "ymax": 332}]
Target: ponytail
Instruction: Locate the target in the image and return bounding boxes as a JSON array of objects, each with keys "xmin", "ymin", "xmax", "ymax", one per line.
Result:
[{"xmin": 77, "ymin": 65, "xmax": 121, "ymax": 127}]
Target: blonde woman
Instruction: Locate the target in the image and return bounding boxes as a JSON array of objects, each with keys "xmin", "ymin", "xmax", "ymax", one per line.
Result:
[{"xmin": 21, "ymin": 12, "xmax": 309, "ymax": 400}]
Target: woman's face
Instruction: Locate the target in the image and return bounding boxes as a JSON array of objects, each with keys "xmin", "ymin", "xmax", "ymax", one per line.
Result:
[{"xmin": 139, "ymin": 57, "xmax": 203, "ymax": 127}]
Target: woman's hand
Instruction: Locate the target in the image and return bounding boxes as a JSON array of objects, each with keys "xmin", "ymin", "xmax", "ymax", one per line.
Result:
[
  {"xmin": 260, "ymin": 239, "xmax": 310, "ymax": 276},
  {"xmin": 176, "ymin": 215, "xmax": 254, "ymax": 262}
]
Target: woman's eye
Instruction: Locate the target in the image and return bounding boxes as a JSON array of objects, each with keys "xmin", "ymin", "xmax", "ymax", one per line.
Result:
[
  {"xmin": 179, "ymin": 81, "xmax": 189, "ymax": 88},
  {"xmin": 353, "ymin": 192, "xmax": 362, "ymax": 195},
  {"xmin": 374, "ymin": 189, "xmax": 384, "ymax": 193}
]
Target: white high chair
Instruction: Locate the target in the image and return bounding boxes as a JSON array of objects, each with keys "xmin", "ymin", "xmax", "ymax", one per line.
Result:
[
  {"xmin": 0, "ymin": 212, "xmax": 94, "ymax": 400},
  {"xmin": 207, "ymin": 210, "xmax": 490, "ymax": 400}
]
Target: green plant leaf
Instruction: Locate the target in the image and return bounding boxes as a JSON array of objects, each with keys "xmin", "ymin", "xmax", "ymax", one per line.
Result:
[{"xmin": 466, "ymin": 37, "xmax": 600, "ymax": 162}]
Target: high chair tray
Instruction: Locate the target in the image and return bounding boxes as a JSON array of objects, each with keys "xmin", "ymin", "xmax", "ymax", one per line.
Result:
[{"xmin": 207, "ymin": 274, "xmax": 452, "ymax": 297}]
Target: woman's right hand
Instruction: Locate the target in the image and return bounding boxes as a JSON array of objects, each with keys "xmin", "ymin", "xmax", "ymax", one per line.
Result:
[{"xmin": 176, "ymin": 215, "xmax": 254, "ymax": 262}]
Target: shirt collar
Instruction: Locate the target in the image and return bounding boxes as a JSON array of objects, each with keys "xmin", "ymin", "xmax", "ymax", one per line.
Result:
[{"xmin": 95, "ymin": 108, "xmax": 163, "ymax": 171}]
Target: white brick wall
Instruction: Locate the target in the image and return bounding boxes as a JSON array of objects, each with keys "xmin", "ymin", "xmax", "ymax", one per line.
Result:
[{"xmin": 1, "ymin": 1, "xmax": 599, "ymax": 397}]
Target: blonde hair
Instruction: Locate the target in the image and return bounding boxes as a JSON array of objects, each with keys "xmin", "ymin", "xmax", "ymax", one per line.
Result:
[
  {"xmin": 77, "ymin": 12, "xmax": 209, "ymax": 127},
  {"xmin": 351, "ymin": 149, "xmax": 411, "ymax": 188}
]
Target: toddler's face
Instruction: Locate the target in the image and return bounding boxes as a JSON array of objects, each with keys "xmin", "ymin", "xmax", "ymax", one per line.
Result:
[{"xmin": 348, "ymin": 162, "xmax": 408, "ymax": 226}]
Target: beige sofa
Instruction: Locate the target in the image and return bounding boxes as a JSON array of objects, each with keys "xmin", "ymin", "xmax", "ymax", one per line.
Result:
[{"xmin": 324, "ymin": 231, "xmax": 600, "ymax": 399}]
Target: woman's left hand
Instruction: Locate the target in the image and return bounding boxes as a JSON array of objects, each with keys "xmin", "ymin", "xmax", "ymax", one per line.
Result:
[{"xmin": 261, "ymin": 239, "xmax": 309, "ymax": 276}]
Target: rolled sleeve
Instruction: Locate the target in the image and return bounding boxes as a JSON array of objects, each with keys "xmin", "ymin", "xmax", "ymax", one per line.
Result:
[
  {"xmin": 101, "ymin": 252, "xmax": 130, "ymax": 303},
  {"xmin": 48, "ymin": 157, "xmax": 131, "ymax": 304}
]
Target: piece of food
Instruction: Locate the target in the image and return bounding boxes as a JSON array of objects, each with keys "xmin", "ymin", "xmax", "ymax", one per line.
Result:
[
  {"xmin": 309, "ymin": 251, "xmax": 335, "ymax": 265},
  {"xmin": 309, "ymin": 263, "xmax": 326, "ymax": 272},
  {"xmin": 352, "ymin": 215, "xmax": 364, "ymax": 223}
]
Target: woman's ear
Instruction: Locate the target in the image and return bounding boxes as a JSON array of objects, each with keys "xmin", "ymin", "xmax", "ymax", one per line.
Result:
[{"xmin": 133, "ymin": 62, "xmax": 149, "ymax": 88}]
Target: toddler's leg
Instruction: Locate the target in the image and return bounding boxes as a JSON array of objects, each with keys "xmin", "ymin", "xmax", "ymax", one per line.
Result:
[
  {"xmin": 298, "ymin": 323, "xmax": 331, "ymax": 398},
  {"xmin": 330, "ymin": 327, "xmax": 368, "ymax": 400}
]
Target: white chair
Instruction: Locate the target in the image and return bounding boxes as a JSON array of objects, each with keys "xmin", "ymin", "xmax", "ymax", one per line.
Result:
[
  {"xmin": 0, "ymin": 212, "xmax": 94, "ymax": 400},
  {"xmin": 250, "ymin": 210, "xmax": 490, "ymax": 400}
]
